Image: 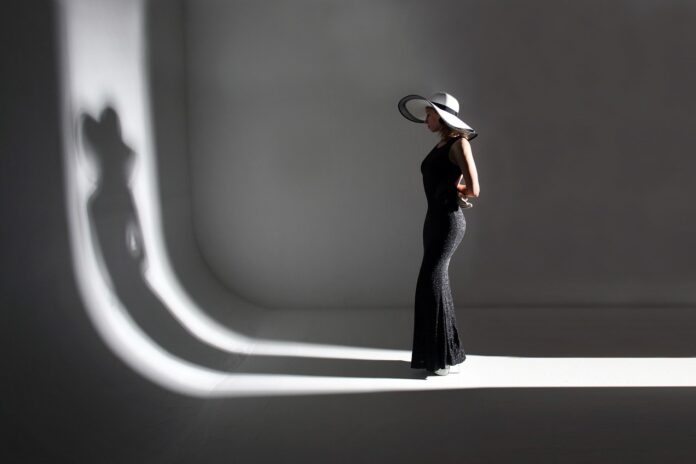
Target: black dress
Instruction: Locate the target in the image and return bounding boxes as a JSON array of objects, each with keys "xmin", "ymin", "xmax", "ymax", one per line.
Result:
[{"xmin": 411, "ymin": 135, "xmax": 467, "ymax": 372}]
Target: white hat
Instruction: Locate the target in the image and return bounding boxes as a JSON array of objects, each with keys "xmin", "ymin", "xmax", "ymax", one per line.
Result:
[{"xmin": 398, "ymin": 91, "xmax": 477, "ymax": 140}]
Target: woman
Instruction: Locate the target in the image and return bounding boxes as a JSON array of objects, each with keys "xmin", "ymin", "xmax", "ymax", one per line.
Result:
[{"xmin": 398, "ymin": 92, "xmax": 480, "ymax": 376}]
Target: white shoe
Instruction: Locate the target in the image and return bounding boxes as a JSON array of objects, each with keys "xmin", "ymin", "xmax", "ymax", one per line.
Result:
[{"xmin": 433, "ymin": 366, "xmax": 450, "ymax": 376}]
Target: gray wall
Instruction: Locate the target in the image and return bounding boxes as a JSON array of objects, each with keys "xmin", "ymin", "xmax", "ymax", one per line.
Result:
[
  {"xmin": 186, "ymin": 0, "xmax": 696, "ymax": 309},
  {"xmin": 148, "ymin": 0, "xmax": 263, "ymax": 334}
]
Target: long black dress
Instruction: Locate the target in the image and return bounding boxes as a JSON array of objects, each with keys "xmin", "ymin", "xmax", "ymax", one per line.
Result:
[{"xmin": 411, "ymin": 135, "xmax": 467, "ymax": 372}]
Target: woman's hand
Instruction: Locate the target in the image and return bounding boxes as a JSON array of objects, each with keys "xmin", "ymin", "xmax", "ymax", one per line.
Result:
[
  {"xmin": 455, "ymin": 185, "xmax": 474, "ymax": 208},
  {"xmin": 455, "ymin": 183, "xmax": 472, "ymax": 197}
]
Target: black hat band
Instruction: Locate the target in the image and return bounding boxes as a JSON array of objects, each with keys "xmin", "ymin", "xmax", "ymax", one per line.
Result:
[{"xmin": 432, "ymin": 102, "xmax": 458, "ymax": 117}]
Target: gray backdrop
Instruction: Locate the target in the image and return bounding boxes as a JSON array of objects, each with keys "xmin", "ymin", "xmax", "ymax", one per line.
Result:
[{"xmin": 182, "ymin": 0, "xmax": 696, "ymax": 308}]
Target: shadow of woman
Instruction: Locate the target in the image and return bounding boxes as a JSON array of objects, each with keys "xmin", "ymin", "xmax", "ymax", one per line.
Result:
[{"xmin": 80, "ymin": 107, "xmax": 238, "ymax": 370}]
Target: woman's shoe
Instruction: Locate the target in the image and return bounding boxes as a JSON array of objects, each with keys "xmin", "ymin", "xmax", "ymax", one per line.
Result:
[
  {"xmin": 432, "ymin": 366, "xmax": 450, "ymax": 376},
  {"xmin": 447, "ymin": 364, "xmax": 460, "ymax": 374}
]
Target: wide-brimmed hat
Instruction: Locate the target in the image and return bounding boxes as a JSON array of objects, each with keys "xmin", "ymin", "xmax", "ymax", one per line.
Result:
[{"xmin": 398, "ymin": 92, "xmax": 477, "ymax": 140}]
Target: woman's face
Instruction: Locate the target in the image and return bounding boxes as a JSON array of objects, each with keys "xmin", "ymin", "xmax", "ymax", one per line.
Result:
[{"xmin": 424, "ymin": 107, "xmax": 441, "ymax": 132}]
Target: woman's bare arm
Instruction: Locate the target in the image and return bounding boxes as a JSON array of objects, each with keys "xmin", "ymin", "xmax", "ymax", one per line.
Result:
[{"xmin": 450, "ymin": 138, "xmax": 480, "ymax": 197}]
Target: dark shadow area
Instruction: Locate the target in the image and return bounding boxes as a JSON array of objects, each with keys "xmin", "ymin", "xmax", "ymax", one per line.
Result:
[
  {"xmin": 236, "ymin": 358, "xmax": 427, "ymax": 379},
  {"xmin": 457, "ymin": 0, "xmax": 696, "ymax": 307},
  {"xmin": 187, "ymin": 386, "xmax": 696, "ymax": 463}
]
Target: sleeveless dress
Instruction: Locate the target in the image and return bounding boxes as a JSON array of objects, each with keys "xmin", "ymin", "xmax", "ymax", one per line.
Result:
[{"xmin": 411, "ymin": 135, "xmax": 467, "ymax": 371}]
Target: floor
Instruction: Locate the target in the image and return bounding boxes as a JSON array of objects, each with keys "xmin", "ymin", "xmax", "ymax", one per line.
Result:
[{"xmin": 9, "ymin": 280, "xmax": 696, "ymax": 463}]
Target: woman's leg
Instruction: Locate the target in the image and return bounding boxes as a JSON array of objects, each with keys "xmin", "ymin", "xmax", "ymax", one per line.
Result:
[{"xmin": 411, "ymin": 208, "xmax": 467, "ymax": 371}]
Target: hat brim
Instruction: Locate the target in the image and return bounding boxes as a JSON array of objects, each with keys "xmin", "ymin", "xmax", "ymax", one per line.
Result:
[{"xmin": 398, "ymin": 94, "xmax": 478, "ymax": 141}]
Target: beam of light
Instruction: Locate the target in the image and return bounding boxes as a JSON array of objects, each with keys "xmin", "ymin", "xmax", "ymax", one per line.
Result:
[
  {"xmin": 144, "ymin": 258, "xmax": 408, "ymax": 362},
  {"xmin": 56, "ymin": 0, "xmax": 696, "ymax": 399},
  {"xmin": 57, "ymin": 0, "xmax": 406, "ymax": 365}
]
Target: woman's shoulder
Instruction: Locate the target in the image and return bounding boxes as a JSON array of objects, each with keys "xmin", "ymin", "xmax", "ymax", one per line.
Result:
[
  {"xmin": 454, "ymin": 134, "xmax": 469, "ymax": 144},
  {"xmin": 450, "ymin": 135, "xmax": 471, "ymax": 151},
  {"xmin": 447, "ymin": 135, "xmax": 468, "ymax": 148}
]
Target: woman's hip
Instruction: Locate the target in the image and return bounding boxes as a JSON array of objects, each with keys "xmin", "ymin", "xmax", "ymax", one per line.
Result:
[
  {"xmin": 424, "ymin": 207, "xmax": 466, "ymax": 232},
  {"xmin": 422, "ymin": 209, "xmax": 466, "ymax": 252}
]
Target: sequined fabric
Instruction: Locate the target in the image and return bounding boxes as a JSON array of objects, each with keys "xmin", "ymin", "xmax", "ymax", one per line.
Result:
[{"xmin": 411, "ymin": 136, "xmax": 467, "ymax": 371}]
